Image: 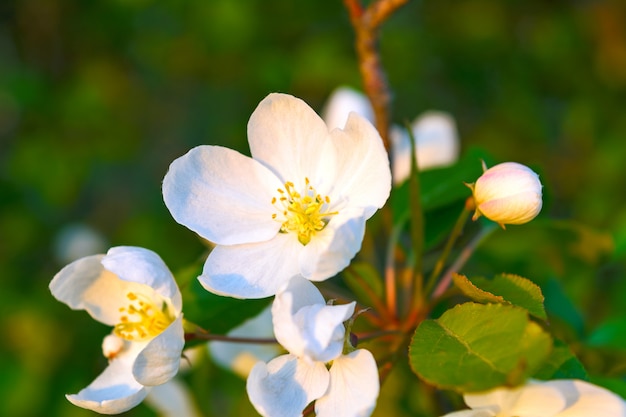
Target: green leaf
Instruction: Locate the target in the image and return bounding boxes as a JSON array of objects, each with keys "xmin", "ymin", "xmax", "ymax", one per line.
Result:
[
  {"xmin": 452, "ymin": 273, "xmax": 506, "ymax": 304},
  {"xmin": 392, "ymin": 146, "xmax": 493, "ymax": 220},
  {"xmin": 454, "ymin": 273, "xmax": 547, "ymax": 320},
  {"xmin": 533, "ymin": 339, "xmax": 588, "ymax": 380},
  {"xmin": 409, "ymin": 303, "xmax": 552, "ymax": 392},
  {"xmin": 587, "ymin": 317, "xmax": 626, "ymax": 350}
]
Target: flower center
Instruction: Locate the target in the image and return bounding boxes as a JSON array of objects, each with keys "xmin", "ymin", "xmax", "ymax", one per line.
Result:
[
  {"xmin": 272, "ymin": 178, "xmax": 338, "ymax": 246},
  {"xmin": 113, "ymin": 292, "xmax": 174, "ymax": 341}
]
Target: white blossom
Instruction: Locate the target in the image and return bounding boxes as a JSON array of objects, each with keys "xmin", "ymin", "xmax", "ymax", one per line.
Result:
[
  {"xmin": 49, "ymin": 246, "xmax": 185, "ymax": 414},
  {"xmin": 246, "ymin": 276, "xmax": 379, "ymax": 417},
  {"xmin": 163, "ymin": 93, "xmax": 391, "ymax": 299}
]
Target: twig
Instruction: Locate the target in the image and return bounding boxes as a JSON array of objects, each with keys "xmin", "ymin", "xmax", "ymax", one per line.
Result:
[
  {"xmin": 185, "ymin": 332, "xmax": 278, "ymax": 344},
  {"xmin": 431, "ymin": 223, "xmax": 497, "ymax": 299},
  {"xmin": 343, "ymin": 0, "xmax": 409, "ymax": 149}
]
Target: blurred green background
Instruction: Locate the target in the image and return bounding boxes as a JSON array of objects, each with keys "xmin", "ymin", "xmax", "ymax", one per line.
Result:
[{"xmin": 2, "ymin": 0, "xmax": 626, "ymax": 416}]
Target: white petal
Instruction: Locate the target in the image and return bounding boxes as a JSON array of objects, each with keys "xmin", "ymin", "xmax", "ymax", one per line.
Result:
[
  {"xmin": 102, "ymin": 246, "xmax": 182, "ymax": 311},
  {"xmin": 315, "ymin": 349, "xmax": 380, "ymax": 417},
  {"xmin": 209, "ymin": 306, "xmax": 280, "ymax": 378},
  {"xmin": 273, "ymin": 276, "xmax": 354, "ymax": 362},
  {"xmin": 321, "ymin": 87, "xmax": 374, "ymax": 131},
  {"xmin": 293, "ymin": 302, "xmax": 355, "ymax": 363},
  {"xmin": 144, "ymin": 379, "xmax": 202, "ymax": 417},
  {"xmin": 549, "ymin": 380, "xmax": 626, "ymax": 417},
  {"xmin": 412, "ymin": 111, "xmax": 459, "ymax": 171},
  {"xmin": 326, "ymin": 112, "xmax": 391, "ymax": 219},
  {"xmin": 299, "ymin": 210, "xmax": 366, "ymax": 282},
  {"xmin": 163, "ymin": 145, "xmax": 283, "ymax": 246},
  {"xmin": 247, "ymin": 93, "xmax": 336, "ymax": 184},
  {"xmin": 390, "ymin": 126, "xmax": 412, "ymax": 185},
  {"xmin": 506, "ymin": 382, "xmax": 568, "ymax": 416},
  {"xmin": 464, "ymin": 380, "xmax": 568, "ymax": 416},
  {"xmin": 132, "ymin": 314, "xmax": 184, "ymax": 386},
  {"xmin": 66, "ymin": 343, "xmax": 148, "ymax": 415},
  {"xmin": 464, "ymin": 386, "xmax": 515, "ymax": 411},
  {"xmin": 199, "ymin": 233, "xmax": 301, "ymax": 299},
  {"xmin": 272, "ymin": 277, "xmax": 325, "ymax": 357},
  {"xmin": 247, "ymin": 354, "xmax": 329, "ymax": 417},
  {"xmin": 50, "ymin": 254, "xmax": 142, "ymax": 326}
]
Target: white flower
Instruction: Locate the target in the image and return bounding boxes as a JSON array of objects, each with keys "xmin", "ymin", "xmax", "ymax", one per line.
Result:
[
  {"xmin": 440, "ymin": 379, "xmax": 626, "ymax": 417},
  {"xmin": 163, "ymin": 93, "xmax": 391, "ymax": 299},
  {"xmin": 49, "ymin": 246, "xmax": 185, "ymax": 415},
  {"xmin": 209, "ymin": 305, "xmax": 281, "ymax": 378},
  {"xmin": 390, "ymin": 111, "xmax": 459, "ymax": 184},
  {"xmin": 467, "ymin": 162, "xmax": 543, "ymax": 227},
  {"xmin": 246, "ymin": 276, "xmax": 380, "ymax": 417},
  {"xmin": 321, "ymin": 86, "xmax": 460, "ymax": 185}
]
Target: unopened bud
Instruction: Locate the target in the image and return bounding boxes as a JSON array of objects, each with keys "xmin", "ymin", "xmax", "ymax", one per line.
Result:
[
  {"xmin": 102, "ymin": 334, "xmax": 126, "ymax": 360},
  {"xmin": 467, "ymin": 162, "xmax": 542, "ymax": 228}
]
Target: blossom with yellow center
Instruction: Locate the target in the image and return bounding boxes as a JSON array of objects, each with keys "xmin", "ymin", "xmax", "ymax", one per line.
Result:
[
  {"xmin": 114, "ymin": 292, "xmax": 175, "ymax": 341},
  {"xmin": 49, "ymin": 246, "xmax": 185, "ymax": 415},
  {"xmin": 163, "ymin": 93, "xmax": 391, "ymax": 299},
  {"xmin": 272, "ymin": 178, "xmax": 337, "ymax": 245}
]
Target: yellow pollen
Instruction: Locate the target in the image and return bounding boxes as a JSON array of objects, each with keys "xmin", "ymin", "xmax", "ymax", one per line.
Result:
[
  {"xmin": 272, "ymin": 178, "xmax": 338, "ymax": 245},
  {"xmin": 113, "ymin": 292, "xmax": 174, "ymax": 341}
]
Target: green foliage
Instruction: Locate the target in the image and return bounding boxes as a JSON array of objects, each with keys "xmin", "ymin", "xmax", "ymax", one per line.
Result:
[
  {"xmin": 3, "ymin": 0, "xmax": 626, "ymax": 415},
  {"xmin": 409, "ymin": 303, "xmax": 552, "ymax": 393},
  {"xmin": 453, "ymin": 273, "xmax": 547, "ymax": 320},
  {"xmin": 392, "ymin": 147, "xmax": 494, "ymax": 220},
  {"xmin": 533, "ymin": 339, "xmax": 588, "ymax": 380}
]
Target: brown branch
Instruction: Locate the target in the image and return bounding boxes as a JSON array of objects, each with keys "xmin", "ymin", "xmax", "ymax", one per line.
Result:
[
  {"xmin": 344, "ymin": 0, "xmax": 409, "ymax": 151},
  {"xmin": 185, "ymin": 332, "xmax": 278, "ymax": 344}
]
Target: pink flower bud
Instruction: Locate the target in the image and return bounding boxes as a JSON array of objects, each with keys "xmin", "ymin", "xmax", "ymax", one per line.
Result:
[{"xmin": 468, "ymin": 162, "xmax": 542, "ymax": 227}]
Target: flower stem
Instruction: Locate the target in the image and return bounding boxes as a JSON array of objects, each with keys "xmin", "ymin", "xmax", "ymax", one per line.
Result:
[
  {"xmin": 430, "ymin": 223, "xmax": 497, "ymax": 300},
  {"xmin": 423, "ymin": 201, "xmax": 472, "ymax": 298}
]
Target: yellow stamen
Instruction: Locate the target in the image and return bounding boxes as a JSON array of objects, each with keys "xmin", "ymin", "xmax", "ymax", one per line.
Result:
[
  {"xmin": 113, "ymin": 292, "xmax": 174, "ymax": 341},
  {"xmin": 272, "ymin": 178, "xmax": 338, "ymax": 245}
]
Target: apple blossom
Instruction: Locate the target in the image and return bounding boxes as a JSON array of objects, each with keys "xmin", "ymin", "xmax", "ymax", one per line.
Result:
[
  {"xmin": 49, "ymin": 246, "xmax": 185, "ymax": 415},
  {"xmin": 467, "ymin": 162, "xmax": 543, "ymax": 227},
  {"xmin": 440, "ymin": 379, "xmax": 626, "ymax": 417},
  {"xmin": 162, "ymin": 93, "xmax": 391, "ymax": 299},
  {"xmin": 246, "ymin": 276, "xmax": 380, "ymax": 417},
  {"xmin": 390, "ymin": 111, "xmax": 459, "ymax": 184}
]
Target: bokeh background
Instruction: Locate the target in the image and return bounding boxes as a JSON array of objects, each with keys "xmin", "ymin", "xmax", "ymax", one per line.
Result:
[{"xmin": 2, "ymin": 0, "xmax": 626, "ymax": 416}]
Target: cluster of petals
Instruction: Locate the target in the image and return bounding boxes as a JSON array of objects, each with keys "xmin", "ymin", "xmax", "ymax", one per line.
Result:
[
  {"xmin": 440, "ymin": 379, "xmax": 626, "ymax": 417},
  {"xmin": 163, "ymin": 92, "xmax": 391, "ymax": 299},
  {"xmin": 322, "ymin": 86, "xmax": 460, "ymax": 184},
  {"xmin": 49, "ymin": 246, "xmax": 185, "ymax": 414},
  {"xmin": 468, "ymin": 161, "xmax": 543, "ymax": 227},
  {"xmin": 246, "ymin": 276, "xmax": 380, "ymax": 417}
]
